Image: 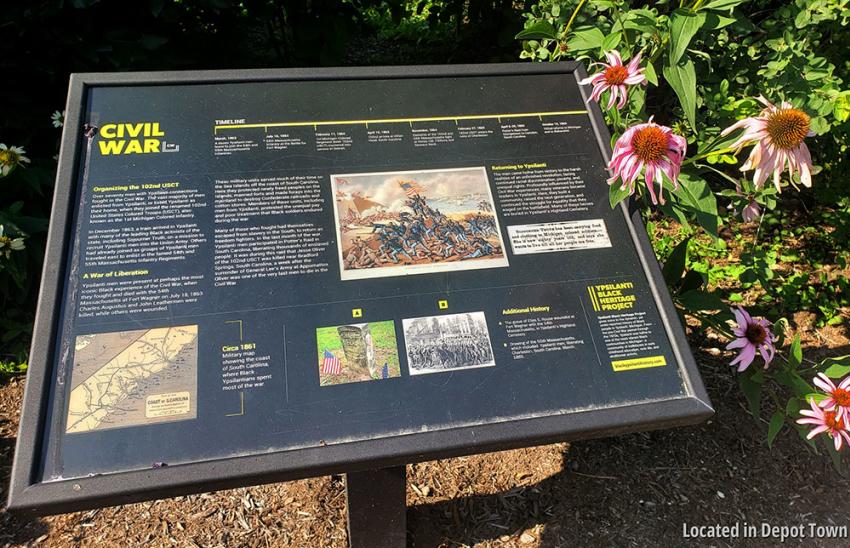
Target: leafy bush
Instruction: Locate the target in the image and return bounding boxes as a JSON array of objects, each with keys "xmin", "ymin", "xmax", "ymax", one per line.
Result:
[{"xmin": 517, "ymin": 0, "xmax": 850, "ymax": 465}]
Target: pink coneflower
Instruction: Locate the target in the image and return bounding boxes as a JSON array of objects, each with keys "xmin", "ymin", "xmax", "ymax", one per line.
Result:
[
  {"xmin": 607, "ymin": 119, "xmax": 686, "ymax": 205},
  {"xmin": 579, "ymin": 51, "xmax": 647, "ymax": 110},
  {"xmin": 797, "ymin": 399, "xmax": 850, "ymax": 451},
  {"xmin": 813, "ymin": 373, "xmax": 850, "ymax": 421},
  {"xmin": 741, "ymin": 200, "xmax": 761, "ymax": 222},
  {"xmin": 725, "ymin": 306, "xmax": 775, "ymax": 372},
  {"xmin": 721, "ymin": 96, "xmax": 815, "ymax": 192},
  {"xmin": 728, "ymin": 184, "xmax": 762, "ymax": 222}
]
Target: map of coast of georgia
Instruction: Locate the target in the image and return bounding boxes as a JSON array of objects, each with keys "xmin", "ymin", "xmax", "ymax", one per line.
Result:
[{"xmin": 66, "ymin": 325, "xmax": 198, "ymax": 434}]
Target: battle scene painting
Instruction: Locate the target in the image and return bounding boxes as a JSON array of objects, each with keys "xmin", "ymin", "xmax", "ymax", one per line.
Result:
[{"xmin": 330, "ymin": 167, "xmax": 509, "ymax": 280}]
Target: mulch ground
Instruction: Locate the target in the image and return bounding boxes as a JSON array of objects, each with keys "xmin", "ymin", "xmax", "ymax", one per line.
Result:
[{"xmin": 3, "ymin": 317, "xmax": 849, "ymax": 547}]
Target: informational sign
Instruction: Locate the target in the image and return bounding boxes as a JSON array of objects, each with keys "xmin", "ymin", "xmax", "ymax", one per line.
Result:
[{"xmin": 9, "ymin": 63, "xmax": 711, "ymax": 513}]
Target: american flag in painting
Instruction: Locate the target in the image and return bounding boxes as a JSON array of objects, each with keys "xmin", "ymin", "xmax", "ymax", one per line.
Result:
[
  {"xmin": 398, "ymin": 180, "xmax": 422, "ymax": 197},
  {"xmin": 381, "ymin": 362, "xmax": 389, "ymax": 379},
  {"xmin": 322, "ymin": 349, "xmax": 342, "ymax": 375}
]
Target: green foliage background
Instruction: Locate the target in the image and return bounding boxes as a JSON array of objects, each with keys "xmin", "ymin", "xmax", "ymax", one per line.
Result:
[{"xmin": 516, "ymin": 0, "xmax": 850, "ymax": 462}]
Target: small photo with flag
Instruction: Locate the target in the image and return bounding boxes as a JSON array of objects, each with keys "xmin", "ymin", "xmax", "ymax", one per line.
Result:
[
  {"xmin": 321, "ymin": 349, "xmax": 342, "ymax": 376},
  {"xmin": 315, "ymin": 320, "xmax": 402, "ymax": 386}
]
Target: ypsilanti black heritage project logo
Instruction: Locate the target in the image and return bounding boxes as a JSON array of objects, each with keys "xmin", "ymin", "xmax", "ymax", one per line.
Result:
[{"xmin": 96, "ymin": 122, "xmax": 180, "ymax": 155}]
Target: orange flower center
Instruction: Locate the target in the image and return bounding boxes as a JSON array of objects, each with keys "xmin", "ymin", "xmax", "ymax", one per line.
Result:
[
  {"xmin": 825, "ymin": 409, "xmax": 845, "ymax": 431},
  {"xmin": 604, "ymin": 65, "xmax": 629, "ymax": 86},
  {"xmin": 765, "ymin": 108, "xmax": 810, "ymax": 150},
  {"xmin": 833, "ymin": 388, "xmax": 850, "ymax": 407},
  {"xmin": 632, "ymin": 126, "xmax": 668, "ymax": 163},
  {"xmin": 745, "ymin": 323, "xmax": 767, "ymax": 345}
]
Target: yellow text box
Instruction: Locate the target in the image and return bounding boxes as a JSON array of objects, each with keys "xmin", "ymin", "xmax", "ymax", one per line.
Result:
[{"xmin": 611, "ymin": 355, "xmax": 666, "ymax": 372}]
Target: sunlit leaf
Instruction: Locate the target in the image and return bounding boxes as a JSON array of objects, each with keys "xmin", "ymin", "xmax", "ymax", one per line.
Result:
[{"xmin": 663, "ymin": 57, "xmax": 697, "ymax": 127}]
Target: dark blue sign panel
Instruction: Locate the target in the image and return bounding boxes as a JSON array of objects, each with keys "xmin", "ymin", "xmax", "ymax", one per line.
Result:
[{"xmin": 9, "ymin": 64, "xmax": 711, "ymax": 514}]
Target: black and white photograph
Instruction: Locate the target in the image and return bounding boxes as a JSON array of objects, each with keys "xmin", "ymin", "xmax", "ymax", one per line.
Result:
[{"xmin": 402, "ymin": 311, "xmax": 495, "ymax": 375}]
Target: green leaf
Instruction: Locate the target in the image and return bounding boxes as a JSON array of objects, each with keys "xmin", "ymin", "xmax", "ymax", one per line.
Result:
[
  {"xmin": 804, "ymin": 68, "xmax": 831, "ymax": 81},
  {"xmin": 609, "ymin": 182, "xmax": 631, "ymax": 209},
  {"xmin": 679, "ymin": 269, "xmax": 705, "ymax": 293},
  {"xmin": 668, "ymin": 9, "xmax": 706, "ymax": 66},
  {"xmin": 628, "ymin": 85, "xmax": 647, "ymax": 115},
  {"xmin": 663, "ymin": 57, "xmax": 697, "ymax": 127},
  {"xmin": 659, "ymin": 201, "xmax": 691, "ymax": 228},
  {"xmin": 775, "ymin": 370, "xmax": 813, "ymax": 397},
  {"xmin": 678, "ymin": 289, "xmax": 726, "ymax": 311},
  {"xmin": 809, "ymin": 116, "xmax": 830, "ymax": 135},
  {"xmin": 767, "ymin": 410, "xmax": 784, "ymax": 449},
  {"xmin": 671, "ymin": 173, "xmax": 719, "ymax": 238},
  {"xmin": 644, "ymin": 62, "xmax": 658, "ymax": 86},
  {"xmin": 698, "ymin": 130, "xmax": 741, "ymax": 157},
  {"xmin": 601, "ymin": 32, "xmax": 622, "ymax": 52},
  {"xmin": 626, "ymin": 9, "xmax": 657, "ymax": 22},
  {"xmin": 786, "ymin": 397, "xmax": 801, "ymax": 416},
  {"xmin": 788, "ymin": 335, "xmax": 802, "ymax": 369},
  {"xmin": 826, "ymin": 439, "xmax": 845, "ymax": 474},
  {"xmin": 794, "ymin": 9, "xmax": 810, "ymax": 29},
  {"xmin": 793, "ymin": 422, "xmax": 820, "ymax": 452},
  {"xmin": 662, "ymin": 238, "xmax": 689, "ymax": 287},
  {"xmin": 832, "ymin": 91, "xmax": 850, "ymax": 122},
  {"xmin": 515, "ymin": 20, "xmax": 558, "ymax": 41},
  {"xmin": 703, "ymin": 12, "xmax": 736, "ymax": 29},
  {"xmin": 703, "ymin": 0, "xmax": 745, "ymax": 9},
  {"xmin": 805, "ymin": 392, "xmax": 828, "ymax": 405},
  {"xmin": 568, "ymin": 27, "xmax": 606, "ymax": 52},
  {"xmin": 623, "ymin": 9, "xmax": 658, "ymax": 32},
  {"xmin": 822, "ymin": 355, "xmax": 850, "ymax": 378},
  {"xmin": 739, "ymin": 372, "xmax": 763, "ymax": 419}
]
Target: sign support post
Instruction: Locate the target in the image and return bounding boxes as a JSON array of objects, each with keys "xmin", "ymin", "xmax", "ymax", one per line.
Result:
[{"xmin": 345, "ymin": 466, "xmax": 407, "ymax": 548}]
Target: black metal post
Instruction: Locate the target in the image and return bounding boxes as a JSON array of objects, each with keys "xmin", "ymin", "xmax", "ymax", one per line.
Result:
[{"xmin": 345, "ymin": 466, "xmax": 407, "ymax": 548}]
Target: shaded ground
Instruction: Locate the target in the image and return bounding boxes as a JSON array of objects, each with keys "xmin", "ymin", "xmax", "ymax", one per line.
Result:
[{"xmin": 3, "ymin": 321, "xmax": 850, "ymax": 547}]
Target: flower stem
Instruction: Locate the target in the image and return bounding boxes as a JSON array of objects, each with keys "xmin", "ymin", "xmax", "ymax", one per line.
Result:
[
  {"xmin": 563, "ymin": 0, "xmax": 588, "ymax": 37},
  {"xmin": 694, "ymin": 162, "xmax": 740, "ymax": 186},
  {"xmin": 753, "ymin": 208, "xmax": 764, "ymax": 248},
  {"xmin": 614, "ymin": 2, "xmax": 631, "ymax": 51},
  {"xmin": 695, "ymin": 311, "xmax": 735, "ymax": 339}
]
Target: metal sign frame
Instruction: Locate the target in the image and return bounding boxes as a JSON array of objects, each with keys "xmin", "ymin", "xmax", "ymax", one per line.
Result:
[{"xmin": 8, "ymin": 62, "xmax": 712, "ymax": 514}]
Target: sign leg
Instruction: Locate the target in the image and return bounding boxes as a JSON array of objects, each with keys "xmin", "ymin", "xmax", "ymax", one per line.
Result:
[{"xmin": 345, "ymin": 466, "xmax": 406, "ymax": 548}]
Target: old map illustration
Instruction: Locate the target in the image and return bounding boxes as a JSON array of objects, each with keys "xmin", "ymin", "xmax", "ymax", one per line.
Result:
[{"xmin": 66, "ymin": 325, "xmax": 198, "ymax": 434}]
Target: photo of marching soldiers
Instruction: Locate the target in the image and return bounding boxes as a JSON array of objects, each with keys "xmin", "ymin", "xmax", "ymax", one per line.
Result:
[
  {"xmin": 402, "ymin": 312, "xmax": 496, "ymax": 375},
  {"xmin": 330, "ymin": 167, "xmax": 509, "ymax": 280}
]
